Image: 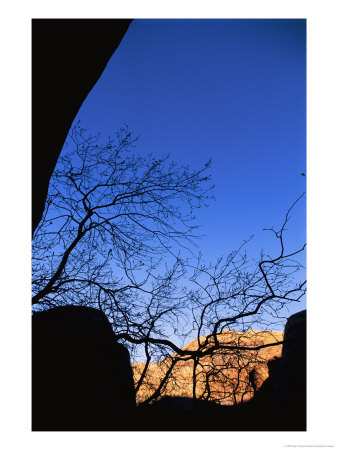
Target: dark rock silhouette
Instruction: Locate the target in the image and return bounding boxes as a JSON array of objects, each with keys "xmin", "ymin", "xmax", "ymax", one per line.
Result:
[
  {"xmin": 32, "ymin": 305, "xmax": 136, "ymax": 431},
  {"xmin": 219, "ymin": 309, "xmax": 306, "ymax": 431},
  {"xmin": 32, "ymin": 305, "xmax": 306, "ymax": 431},
  {"xmin": 250, "ymin": 309, "xmax": 306, "ymax": 430},
  {"xmin": 32, "ymin": 19, "xmax": 132, "ymax": 236},
  {"xmin": 136, "ymin": 396, "xmax": 222, "ymax": 431},
  {"xmin": 151, "ymin": 395, "xmax": 221, "ymax": 413}
]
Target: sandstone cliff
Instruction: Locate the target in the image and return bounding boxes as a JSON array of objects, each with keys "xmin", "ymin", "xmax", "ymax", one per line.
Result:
[{"xmin": 133, "ymin": 329, "xmax": 283, "ymax": 406}]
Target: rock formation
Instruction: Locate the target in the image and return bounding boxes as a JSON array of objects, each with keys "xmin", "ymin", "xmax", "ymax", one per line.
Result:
[
  {"xmin": 133, "ymin": 329, "xmax": 284, "ymax": 406},
  {"xmin": 133, "ymin": 310, "xmax": 306, "ymax": 431},
  {"xmin": 251, "ymin": 309, "xmax": 306, "ymax": 430},
  {"xmin": 32, "ymin": 19, "xmax": 132, "ymax": 235},
  {"xmin": 32, "ymin": 306, "xmax": 306, "ymax": 431},
  {"xmin": 32, "ymin": 305, "xmax": 136, "ymax": 431}
]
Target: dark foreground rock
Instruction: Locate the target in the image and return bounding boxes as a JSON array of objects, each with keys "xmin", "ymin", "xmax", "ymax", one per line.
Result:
[
  {"xmin": 32, "ymin": 307, "xmax": 306, "ymax": 431},
  {"xmin": 250, "ymin": 309, "xmax": 306, "ymax": 430},
  {"xmin": 32, "ymin": 306, "xmax": 136, "ymax": 431}
]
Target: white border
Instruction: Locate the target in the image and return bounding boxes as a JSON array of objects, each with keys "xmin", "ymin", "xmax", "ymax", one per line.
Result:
[{"xmin": 1, "ymin": 1, "xmax": 337, "ymax": 449}]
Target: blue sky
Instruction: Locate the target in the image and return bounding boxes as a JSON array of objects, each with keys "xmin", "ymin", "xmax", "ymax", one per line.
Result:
[{"xmin": 72, "ymin": 19, "xmax": 306, "ymax": 315}]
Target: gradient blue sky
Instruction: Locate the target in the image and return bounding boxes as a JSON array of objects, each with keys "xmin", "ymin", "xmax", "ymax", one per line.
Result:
[{"xmin": 72, "ymin": 19, "xmax": 306, "ymax": 314}]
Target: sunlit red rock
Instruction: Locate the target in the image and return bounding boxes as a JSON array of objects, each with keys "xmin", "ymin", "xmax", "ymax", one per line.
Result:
[{"xmin": 132, "ymin": 329, "xmax": 283, "ymax": 406}]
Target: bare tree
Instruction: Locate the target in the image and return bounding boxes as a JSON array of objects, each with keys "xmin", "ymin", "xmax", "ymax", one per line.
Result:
[{"xmin": 32, "ymin": 124, "xmax": 306, "ymax": 407}]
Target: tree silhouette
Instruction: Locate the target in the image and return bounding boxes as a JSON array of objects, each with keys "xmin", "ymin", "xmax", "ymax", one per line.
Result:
[{"xmin": 32, "ymin": 124, "xmax": 306, "ymax": 407}]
